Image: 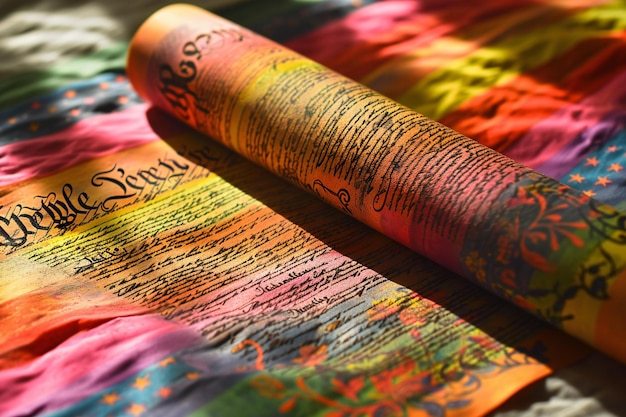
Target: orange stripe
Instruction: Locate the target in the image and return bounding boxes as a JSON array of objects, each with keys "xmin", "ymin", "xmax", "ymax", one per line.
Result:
[
  {"xmin": 360, "ymin": 1, "xmax": 585, "ymax": 99},
  {"xmin": 0, "ymin": 287, "xmax": 146, "ymax": 369},
  {"xmin": 439, "ymin": 30, "xmax": 626, "ymax": 154},
  {"xmin": 394, "ymin": 0, "xmax": 619, "ymax": 119}
]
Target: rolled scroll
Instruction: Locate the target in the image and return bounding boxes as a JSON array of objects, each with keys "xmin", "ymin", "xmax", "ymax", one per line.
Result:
[{"xmin": 127, "ymin": 4, "xmax": 626, "ymax": 364}]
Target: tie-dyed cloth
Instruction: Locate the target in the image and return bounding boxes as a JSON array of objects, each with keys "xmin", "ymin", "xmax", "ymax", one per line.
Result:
[{"xmin": 1, "ymin": 1, "xmax": 626, "ymax": 416}]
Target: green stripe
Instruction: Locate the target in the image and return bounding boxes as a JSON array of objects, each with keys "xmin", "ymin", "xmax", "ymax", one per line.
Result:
[
  {"xmin": 0, "ymin": 42, "xmax": 128, "ymax": 110},
  {"xmin": 398, "ymin": 1, "xmax": 626, "ymax": 120}
]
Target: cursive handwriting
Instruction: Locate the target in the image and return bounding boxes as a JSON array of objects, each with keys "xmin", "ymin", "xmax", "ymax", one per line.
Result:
[
  {"xmin": 0, "ymin": 150, "xmax": 215, "ymax": 252},
  {"xmin": 158, "ymin": 28, "xmax": 245, "ymax": 120}
]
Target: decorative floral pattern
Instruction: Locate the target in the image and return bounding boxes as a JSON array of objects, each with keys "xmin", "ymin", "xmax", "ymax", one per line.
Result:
[
  {"xmin": 241, "ymin": 288, "xmax": 552, "ymax": 417},
  {"xmin": 461, "ymin": 172, "xmax": 626, "ymax": 326}
]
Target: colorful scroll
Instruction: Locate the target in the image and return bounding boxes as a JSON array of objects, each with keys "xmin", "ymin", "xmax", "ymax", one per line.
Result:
[
  {"xmin": 1, "ymin": 3, "xmax": 626, "ymax": 416},
  {"xmin": 128, "ymin": 4, "xmax": 626, "ymax": 364}
]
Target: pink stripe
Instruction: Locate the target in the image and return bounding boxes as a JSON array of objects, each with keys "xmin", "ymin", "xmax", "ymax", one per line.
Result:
[
  {"xmin": 506, "ymin": 69, "xmax": 626, "ymax": 168},
  {"xmin": 285, "ymin": 1, "xmax": 425, "ymax": 67},
  {"xmin": 285, "ymin": 0, "xmax": 539, "ymax": 80},
  {"xmin": 0, "ymin": 315, "xmax": 200, "ymax": 417},
  {"xmin": 0, "ymin": 103, "xmax": 161, "ymax": 187}
]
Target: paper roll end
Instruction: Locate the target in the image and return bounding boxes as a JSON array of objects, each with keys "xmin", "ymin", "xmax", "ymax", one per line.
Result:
[{"xmin": 126, "ymin": 4, "xmax": 209, "ymax": 101}]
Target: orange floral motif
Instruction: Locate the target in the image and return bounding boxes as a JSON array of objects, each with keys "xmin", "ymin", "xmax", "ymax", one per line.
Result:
[
  {"xmin": 370, "ymin": 359, "xmax": 431, "ymax": 404},
  {"xmin": 512, "ymin": 295, "xmax": 536, "ymax": 311},
  {"xmin": 279, "ymin": 397, "xmax": 297, "ymax": 413},
  {"xmin": 247, "ymin": 290, "xmax": 513, "ymax": 416},
  {"xmin": 250, "ymin": 375, "xmax": 287, "ymax": 399},
  {"xmin": 332, "ymin": 376, "xmax": 364, "ymax": 402},
  {"xmin": 464, "ymin": 251, "xmax": 486, "ymax": 282},
  {"xmin": 500, "ymin": 269, "xmax": 517, "ymax": 288},
  {"xmin": 292, "ymin": 344, "xmax": 328, "ymax": 367},
  {"xmin": 517, "ymin": 187, "xmax": 586, "ymax": 271},
  {"xmin": 246, "ymin": 340, "xmax": 526, "ymax": 417},
  {"xmin": 250, "ymin": 358, "xmax": 443, "ymax": 417},
  {"xmin": 460, "ymin": 174, "xmax": 619, "ymax": 324},
  {"xmin": 232, "ymin": 339, "xmax": 265, "ymax": 371}
]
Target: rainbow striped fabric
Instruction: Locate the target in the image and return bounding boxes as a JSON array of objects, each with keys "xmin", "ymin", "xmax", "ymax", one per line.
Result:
[{"xmin": 1, "ymin": 1, "xmax": 626, "ymax": 416}]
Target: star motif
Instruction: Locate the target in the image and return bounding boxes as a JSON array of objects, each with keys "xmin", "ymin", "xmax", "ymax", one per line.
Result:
[
  {"xmin": 585, "ymin": 157, "xmax": 599, "ymax": 167},
  {"xmin": 608, "ymin": 163, "xmax": 623, "ymax": 172},
  {"xmin": 569, "ymin": 173, "xmax": 585, "ymax": 184},
  {"xmin": 126, "ymin": 403, "xmax": 146, "ymax": 416},
  {"xmin": 132, "ymin": 374, "xmax": 151, "ymax": 391},
  {"xmin": 595, "ymin": 176, "xmax": 612, "ymax": 187},
  {"xmin": 186, "ymin": 372, "xmax": 200, "ymax": 380},
  {"xmin": 583, "ymin": 189, "xmax": 596, "ymax": 197},
  {"xmin": 7, "ymin": 117, "xmax": 16, "ymax": 124},
  {"xmin": 159, "ymin": 357, "xmax": 175, "ymax": 367},
  {"xmin": 101, "ymin": 392, "xmax": 121, "ymax": 405},
  {"xmin": 158, "ymin": 387, "xmax": 172, "ymax": 398},
  {"xmin": 607, "ymin": 145, "xmax": 618, "ymax": 152},
  {"xmin": 64, "ymin": 90, "xmax": 77, "ymax": 98}
]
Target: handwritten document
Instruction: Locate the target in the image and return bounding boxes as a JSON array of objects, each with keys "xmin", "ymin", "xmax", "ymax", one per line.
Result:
[
  {"xmin": 128, "ymin": 5, "xmax": 626, "ymax": 363},
  {"xmin": 2, "ymin": 3, "xmax": 626, "ymax": 416},
  {"xmin": 0, "ymin": 124, "xmax": 583, "ymax": 415}
]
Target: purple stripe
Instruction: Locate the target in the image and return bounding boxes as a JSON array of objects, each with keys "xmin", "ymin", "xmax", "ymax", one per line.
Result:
[
  {"xmin": 0, "ymin": 315, "xmax": 202, "ymax": 417},
  {"xmin": 507, "ymin": 69, "xmax": 626, "ymax": 173},
  {"xmin": 537, "ymin": 111, "xmax": 626, "ymax": 179}
]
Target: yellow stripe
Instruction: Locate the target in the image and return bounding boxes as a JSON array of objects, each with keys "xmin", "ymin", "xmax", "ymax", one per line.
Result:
[
  {"xmin": 361, "ymin": 1, "xmax": 565, "ymax": 93},
  {"xmin": 561, "ymin": 232, "xmax": 626, "ymax": 353},
  {"xmin": 229, "ymin": 49, "xmax": 319, "ymax": 154},
  {"xmin": 395, "ymin": 1, "xmax": 626, "ymax": 120}
]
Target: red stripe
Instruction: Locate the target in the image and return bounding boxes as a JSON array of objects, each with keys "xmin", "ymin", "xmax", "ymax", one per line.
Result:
[
  {"xmin": 439, "ymin": 31, "xmax": 626, "ymax": 161},
  {"xmin": 286, "ymin": 0, "xmax": 551, "ymax": 81},
  {"xmin": 0, "ymin": 291, "xmax": 146, "ymax": 369}
]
